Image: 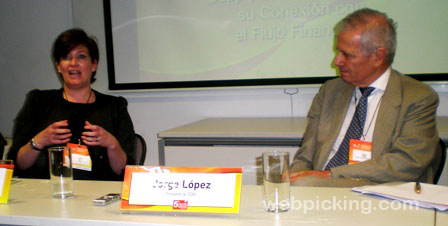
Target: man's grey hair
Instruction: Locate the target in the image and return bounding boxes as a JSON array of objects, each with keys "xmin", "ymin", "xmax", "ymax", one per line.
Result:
[{"xmin": 334, "ymin": 8, "xmax": 397, "ymax": 64}]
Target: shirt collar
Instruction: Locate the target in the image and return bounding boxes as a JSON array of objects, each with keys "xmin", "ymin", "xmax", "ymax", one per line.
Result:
[
  {"xmin": 355, "ymin": 67, "xmax": 391, "ymax": 96},
  {"xmin": 369, "ymin": 67, "xmax": 391, "ymax": 92}
]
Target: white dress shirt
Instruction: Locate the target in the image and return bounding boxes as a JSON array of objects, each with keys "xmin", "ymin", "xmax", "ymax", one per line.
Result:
[{"xmin": 322, "ymin": 68, "xmax": 391, "ymax": 170}]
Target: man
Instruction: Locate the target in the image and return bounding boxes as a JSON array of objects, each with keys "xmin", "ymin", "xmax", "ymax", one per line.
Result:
[{"xmin": 289, "ymin": 8, "xmax": 440, "ymax": 187}]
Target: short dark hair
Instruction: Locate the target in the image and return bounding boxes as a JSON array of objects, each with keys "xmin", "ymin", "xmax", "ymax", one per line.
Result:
[
  {"xmin": 334, "ymin": 8, "xmax": 397, "ymax": 65},
  {"xmin": 52, "ymin": 28, "xmax": 99, "ymax": 83}
]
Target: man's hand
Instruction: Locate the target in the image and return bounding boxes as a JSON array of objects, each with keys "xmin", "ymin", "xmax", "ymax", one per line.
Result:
[{"xmin": 290, "ymin": 170, "xmax": 331, "ymax": 183}]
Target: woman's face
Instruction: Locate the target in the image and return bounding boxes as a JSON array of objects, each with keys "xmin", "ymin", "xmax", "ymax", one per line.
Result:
[{"xmin": 56, "ymin": 45, "xmax": 97, "ymax": 89}]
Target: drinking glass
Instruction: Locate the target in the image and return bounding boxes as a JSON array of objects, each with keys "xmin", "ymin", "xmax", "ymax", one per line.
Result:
[
  {"xmin": 262, "ymin": 151, "xmax": 290, "ymax": 212},
  {"xmin": 48, "ymin": 146, "xmax": 73, "ymax": 198}
]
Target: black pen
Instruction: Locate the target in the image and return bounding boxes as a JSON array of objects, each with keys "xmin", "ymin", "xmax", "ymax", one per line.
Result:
[{"xmin": 414, "ymin": 182, "xmax": 421, "ymax": 194}]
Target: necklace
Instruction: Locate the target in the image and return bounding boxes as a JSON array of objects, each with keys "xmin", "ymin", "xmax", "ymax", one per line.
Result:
[{"xmin": 63, "ymin": 89, "xmax": 93, "ymax": 104}]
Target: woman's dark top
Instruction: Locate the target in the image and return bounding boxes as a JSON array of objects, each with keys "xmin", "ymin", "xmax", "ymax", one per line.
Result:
[{"xmin": 7, "ymin": 89, "xmax": 135, "ymax": 181}]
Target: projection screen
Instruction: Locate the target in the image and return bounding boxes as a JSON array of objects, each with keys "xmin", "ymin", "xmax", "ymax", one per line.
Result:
[{"xmin": 103, "ymin": 0, "xmax": 448, "ymax": 90}]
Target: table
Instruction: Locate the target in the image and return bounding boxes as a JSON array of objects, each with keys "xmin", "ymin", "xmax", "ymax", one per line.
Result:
[
  {"xmin": 437, "ymin": 210, "xmax": 448, "ymax": 225},
  {"xmin": 158, "ymin": 117, "xmax": 448, "ymax": 185},
  {"xmin": 0, "ymin": 179, "xmax": 437, "ymax": 226},
  {"xmin": 158, "ymin": 118, "xmax": 306, "ymax": 184}
]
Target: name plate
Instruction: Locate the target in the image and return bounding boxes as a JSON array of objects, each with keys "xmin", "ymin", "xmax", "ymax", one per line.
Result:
[
  {"xmin": 0, "ymin": 164, "xmax": 14, "ymax": 204},
  {"xmin": 120, "ymin": 166, "xmax": 242, "ymax": 214}
]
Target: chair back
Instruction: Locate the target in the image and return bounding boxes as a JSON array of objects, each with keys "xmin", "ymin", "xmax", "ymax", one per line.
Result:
[
  {"xmin": 434, "ymin": 138, "xmax": 447, "ymax": 184},
  {"xmin": 134, "ymin": 133, "xmax": 147, "ymax": 165}
]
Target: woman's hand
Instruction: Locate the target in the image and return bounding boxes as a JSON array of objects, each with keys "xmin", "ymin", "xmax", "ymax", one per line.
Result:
[
  {"xmin": 33, "ymin": 120, "xmax": 71, "ymax": 148},
  {"xmin": 81, "ymin": 121, "xmax": 118, "ymax": 149},
  {"xmin": 81, "ymin": 121, "xmax": 127, "ymax": 175},
  {"xmin": 17, "ymin": 120, "xmax": 71, "ymax": 170}
]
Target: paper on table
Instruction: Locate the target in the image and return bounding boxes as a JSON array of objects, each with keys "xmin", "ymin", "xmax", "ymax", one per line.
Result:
[{"xmin": 352, "ymin": 182, "xmax": 448, "ymax": 211}]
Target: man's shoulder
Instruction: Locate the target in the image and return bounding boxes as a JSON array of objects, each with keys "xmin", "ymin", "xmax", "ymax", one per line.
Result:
[
  {"xmin": 321, "ymin": 77, "xmax": 350, "ymax": 91},
  {"xmin": 391, "ymin": 70, "xmax": 438, "ymax": 97}
]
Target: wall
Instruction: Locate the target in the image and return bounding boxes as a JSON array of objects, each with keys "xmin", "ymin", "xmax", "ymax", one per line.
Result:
[
  {"xmin": 0, "ymin": 0, "xmax": 73, "ymax": 136},
  {"xmin": 1, "ymin": 0, "xmax": 447, "ymax": 168}
]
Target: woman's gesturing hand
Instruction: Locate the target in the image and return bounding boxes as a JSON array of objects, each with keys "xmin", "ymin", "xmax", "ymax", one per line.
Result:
[
  {"xmin": 82, "ymin": 121, "xmax": 118, "ymax": 149},
  {"xmin": 33, "ymin": 120, "xmax": 71, "ymax": 148}
]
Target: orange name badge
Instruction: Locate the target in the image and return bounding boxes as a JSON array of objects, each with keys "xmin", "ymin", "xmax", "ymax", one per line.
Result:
[
  {"xmin": 67, "ymin": 143, "xmax": 92, "ymax": 171},
  {"xmin": 349, "ymin": 139, "xmax": 372, "ymax": 164}
]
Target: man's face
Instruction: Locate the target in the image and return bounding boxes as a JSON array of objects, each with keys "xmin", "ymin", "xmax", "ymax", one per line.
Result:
[{"xmin": 333, "ymin": 30, "xmax": 379, "ymax": 87}]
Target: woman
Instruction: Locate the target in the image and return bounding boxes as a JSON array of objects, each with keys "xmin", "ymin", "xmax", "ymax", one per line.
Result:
[{"xmin": 7, "ymin": 28, "xmax": 135, "ymax": 181}]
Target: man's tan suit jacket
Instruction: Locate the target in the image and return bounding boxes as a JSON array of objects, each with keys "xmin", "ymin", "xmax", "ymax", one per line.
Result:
[{"xmin": 291, "ymin": 70, "xmax": 441, "ymax": 184}]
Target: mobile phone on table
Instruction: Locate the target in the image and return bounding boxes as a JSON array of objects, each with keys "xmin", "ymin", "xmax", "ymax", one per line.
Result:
[{"xmin": 92, "ymin": 193, "xmax": 121, "ymax": 206}]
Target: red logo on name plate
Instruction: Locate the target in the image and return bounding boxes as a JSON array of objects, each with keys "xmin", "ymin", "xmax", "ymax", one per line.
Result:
[{"xmin": 173, "ymin": 200, "xmax": 188, "ymax": 210}]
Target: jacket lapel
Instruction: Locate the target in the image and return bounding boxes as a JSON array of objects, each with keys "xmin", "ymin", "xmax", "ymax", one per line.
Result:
[
  {"xmin": 316, "ymin": 83, "xmax": 354, "ymax": 169},
  {"xmin": 372, "ymin": 70, "xmax": 402, "ymax": 157}
]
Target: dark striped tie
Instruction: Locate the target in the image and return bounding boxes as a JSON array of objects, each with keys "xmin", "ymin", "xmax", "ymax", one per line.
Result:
[{"xmin": 325, "ymin": 87, "xmax": 375, "ymax": 169}]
